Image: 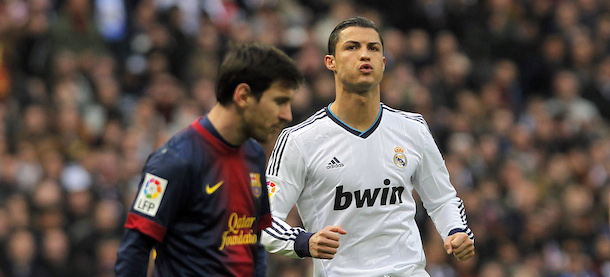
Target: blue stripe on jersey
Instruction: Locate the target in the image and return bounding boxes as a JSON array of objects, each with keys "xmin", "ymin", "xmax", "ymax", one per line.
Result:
[
  {"xmin": 457, "ymin": 198, "xmax": 475, "ymax": 240},
  {"xmin": 325, "ymin": 103, "xmax": 383, "ymax": 138},
  {"xmin": 361, "ymin": 107, "xmax": 383, "ymax": 138},
  {"xmin": 381, "ymin": 104, "xmax": 426, "ymax": 126},
  {"xmin": 267, "ymin": 109, "xmax": 327, "ymax": 176},
  {"xmin": 199, "ymin": 116, "xmax": 239, "ymax": 148},
  {"xmin": 267, "ymin": 127, "xmax": 297, "ymax": 176},
  {"xmin": 264, "ymin": 223, "xmax": 293, "ymax": 240},
  {"xmin": 263, "ymin": 219, "xmax": 303, "ymax": 241}
]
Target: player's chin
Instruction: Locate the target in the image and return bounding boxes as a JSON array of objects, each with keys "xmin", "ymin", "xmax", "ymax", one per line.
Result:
[
  {"xmin": 253, "ymin": 134, "xmax": 269, "ymax": 143},
  {"xmin": 253, "ymin": 130, "xmax": 273, "ymax": 143}
]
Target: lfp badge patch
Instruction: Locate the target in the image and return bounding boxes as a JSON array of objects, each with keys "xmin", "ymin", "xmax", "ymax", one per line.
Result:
[
  {"xmin": 250, "ymin": 173, "xmax": 262, "ymax": 198},
  {"xmin": 266, "ymin": 179, "xmax": 280, "ymax": 205},
  {"xmin": 267, "ymin": 180, "xmax": 277, "ymax": 198},
  {"xmin": 134, "ymin": 173, "xmax": 168, "ymax": 216}
]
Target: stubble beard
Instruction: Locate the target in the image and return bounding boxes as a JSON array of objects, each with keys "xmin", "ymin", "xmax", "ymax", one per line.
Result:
[
  {"xmin": 248, "ymin": 126, "xmax": 268, "ymax": 143},
  {"xmin": 341, "ymin": 78, "xmax": 378, "ymax": 95}
]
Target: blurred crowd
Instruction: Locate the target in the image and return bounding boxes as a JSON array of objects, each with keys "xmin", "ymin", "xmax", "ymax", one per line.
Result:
[{"xmin": 0, "ymin": 0, "xmax": 608, "ymax": 276}]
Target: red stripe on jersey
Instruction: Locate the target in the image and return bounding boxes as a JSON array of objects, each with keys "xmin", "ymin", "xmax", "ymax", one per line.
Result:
[
  {"xmin": 258, "ymin": 213, "xmax": 272, "ymax": 230},
  {"xmin": 192, "ymin": 116, "xmax": 266, "ymax": 276},
  {"xmin": 125, "ymin": 213, "xmax": 167, "ymax": 242},
  {"xmin": 191, "ymin": 117, "xmax": 237, "ymax": 153},
  {"xmin": 223, "ymin": 151, "xmax": 257, "ymax": 276}
]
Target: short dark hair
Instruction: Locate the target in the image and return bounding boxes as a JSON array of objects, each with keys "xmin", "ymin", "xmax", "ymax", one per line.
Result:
[
  {"xmin": 216, "ymin": 42, "xmax": 303, "ymax": 105},
  {"xmin": 328, "ymin": 17, "xmax": 383, "ymax": 56}
]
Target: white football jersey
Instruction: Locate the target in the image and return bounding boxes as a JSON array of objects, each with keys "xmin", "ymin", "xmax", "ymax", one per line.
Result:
[{"xmin": 262, "ymin": 104, "xmax": 473, "ymax": 277}]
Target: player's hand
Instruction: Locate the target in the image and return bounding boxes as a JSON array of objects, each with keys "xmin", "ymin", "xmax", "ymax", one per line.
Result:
[
  {"xmin": 309, "ymin": 225, "xmax": 347, "ymax": 259},
  {"xmin": 444, "ymin": 232, "xmax": 474, "ymax": 261}
]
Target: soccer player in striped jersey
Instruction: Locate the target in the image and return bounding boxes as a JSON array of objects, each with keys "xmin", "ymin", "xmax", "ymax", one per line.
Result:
[
  {"xmin": 114, "ymin": 42, "xmax": 303, "ymax": 276},
  {"xmin": 261, "ymin": 17, "xmax": 475, "ymax": 276}
]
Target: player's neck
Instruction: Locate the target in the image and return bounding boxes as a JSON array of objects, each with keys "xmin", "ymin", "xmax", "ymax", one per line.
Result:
[
  {"xmin": 207, "ymin": 104, "xmax": 247, "ymax": 145},
  {"xmin": 330, "ymin": 90, "xmax": 380, "ymax": 132}
]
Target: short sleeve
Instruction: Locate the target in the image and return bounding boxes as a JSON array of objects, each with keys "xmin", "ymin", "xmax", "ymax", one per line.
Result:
[{"xmin": 125, "ymin": 146, "xmax": 192, "ymax": 241}]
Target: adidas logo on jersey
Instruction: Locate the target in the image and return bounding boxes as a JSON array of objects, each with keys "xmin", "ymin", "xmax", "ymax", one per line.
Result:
[{"xmin": 326, "ymin": 157, "xmax": 344, "ymax": 169}]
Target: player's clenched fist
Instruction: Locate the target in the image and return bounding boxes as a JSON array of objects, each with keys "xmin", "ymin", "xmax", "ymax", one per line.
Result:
[
  {"xmin": 309, "ymin": 225, "xmax": 347, "ymax": 259},
  {"xmin": 444, "ymin": 232, "xmax": 475, "ymax": 261}
]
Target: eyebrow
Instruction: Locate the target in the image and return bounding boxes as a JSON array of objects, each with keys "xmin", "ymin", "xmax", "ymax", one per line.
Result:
[
  {"xmin": 343, "ymin": 40, "xmax": 382, "ymax": 46},
  {"xmin": 274, "ymin": 95, "xmax": 293, "ymax": 104},
  {"xmin": 341, "ymin": 40, "xmax": 382, "ymax": 48}
]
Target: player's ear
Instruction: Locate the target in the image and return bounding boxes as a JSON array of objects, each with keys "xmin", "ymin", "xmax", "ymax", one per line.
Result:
[
  {"xmin": 233, "ymin": 83, "xmax": 252, "ymax": 108},
  {"xmin": 325, "ymin": 55, "xmax": 336, "ymax": 71}
]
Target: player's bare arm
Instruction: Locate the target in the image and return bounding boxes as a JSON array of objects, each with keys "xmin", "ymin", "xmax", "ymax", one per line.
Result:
[
  {"xmin": 444, "ymin": 232, "xmax": 475, "ymax": 261},
  {"xmin": 309, "ymin": 225, "xmax": 347, "ymax": 259}
]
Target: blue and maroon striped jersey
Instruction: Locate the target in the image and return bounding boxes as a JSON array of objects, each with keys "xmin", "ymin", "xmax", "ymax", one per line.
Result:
[{"xmin": 115, "ymin": 116, "xmax": 272, "ymax": 277}]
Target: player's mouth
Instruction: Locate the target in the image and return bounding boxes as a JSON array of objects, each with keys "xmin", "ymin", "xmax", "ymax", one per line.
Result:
[{"xmin": 359, "ymin": 63, "xmax": 374, "ymax": 73}]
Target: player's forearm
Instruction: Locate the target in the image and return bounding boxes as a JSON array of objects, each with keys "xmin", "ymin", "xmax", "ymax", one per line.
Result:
[
  {"xmin": 260, "ymin": 216, "xmax": 309, "ymax": 258},
  {"xmin": 428, "ymin": 197, "xmax": 474, "ymax": 242},
  {"xmin": 115, "ymin": 229, "xmax": 156, "ymax": 276}
]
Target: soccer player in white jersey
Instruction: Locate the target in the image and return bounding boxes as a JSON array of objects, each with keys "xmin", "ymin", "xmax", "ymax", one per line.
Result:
[{"xmin": 261, "ymin": 17, "xmax": 475, "ymax": 276}]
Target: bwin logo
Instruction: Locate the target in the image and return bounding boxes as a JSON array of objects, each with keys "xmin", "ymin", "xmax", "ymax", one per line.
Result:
[
  {"xmin": 326, "ymin": 157, "xmax": 344, "ymax": 169},
  {"xmin": 333, "ymin": 179, "xmax": 404, "ymax": 210}
]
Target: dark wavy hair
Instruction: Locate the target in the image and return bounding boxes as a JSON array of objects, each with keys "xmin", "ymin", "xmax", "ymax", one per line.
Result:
[
  {"xmin": 215, "ymin": 42, "xmax": 303, "ymax": 105},
  {"xmin": 327, "ymin": 16, "xmax": 383, "ymax": 56}
]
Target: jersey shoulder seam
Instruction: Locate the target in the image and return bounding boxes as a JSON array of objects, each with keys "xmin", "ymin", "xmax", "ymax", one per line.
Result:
[{"xmin": 382, "ymin": 104, "xmax": 427, "ymax": 126}]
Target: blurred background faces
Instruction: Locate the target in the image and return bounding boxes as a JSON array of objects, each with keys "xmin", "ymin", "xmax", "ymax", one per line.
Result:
[{"xmin": 0, "ymin": 0, "xmax": 608, "ymax": 276}]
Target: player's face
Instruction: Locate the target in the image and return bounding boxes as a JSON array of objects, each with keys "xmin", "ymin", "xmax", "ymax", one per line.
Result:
[
  {"xmin": 245, "ymin": 81, "xmax": 295, "ymax": 143},
  {"xmin": 326, "ymin": 26, "xmax": 386, "ymax": 93}
]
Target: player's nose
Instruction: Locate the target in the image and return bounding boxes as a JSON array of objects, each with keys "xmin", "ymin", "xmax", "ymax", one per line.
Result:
[{"xmin": 279, "ymin": 105, "xmax": 292, "ymax": 123}]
